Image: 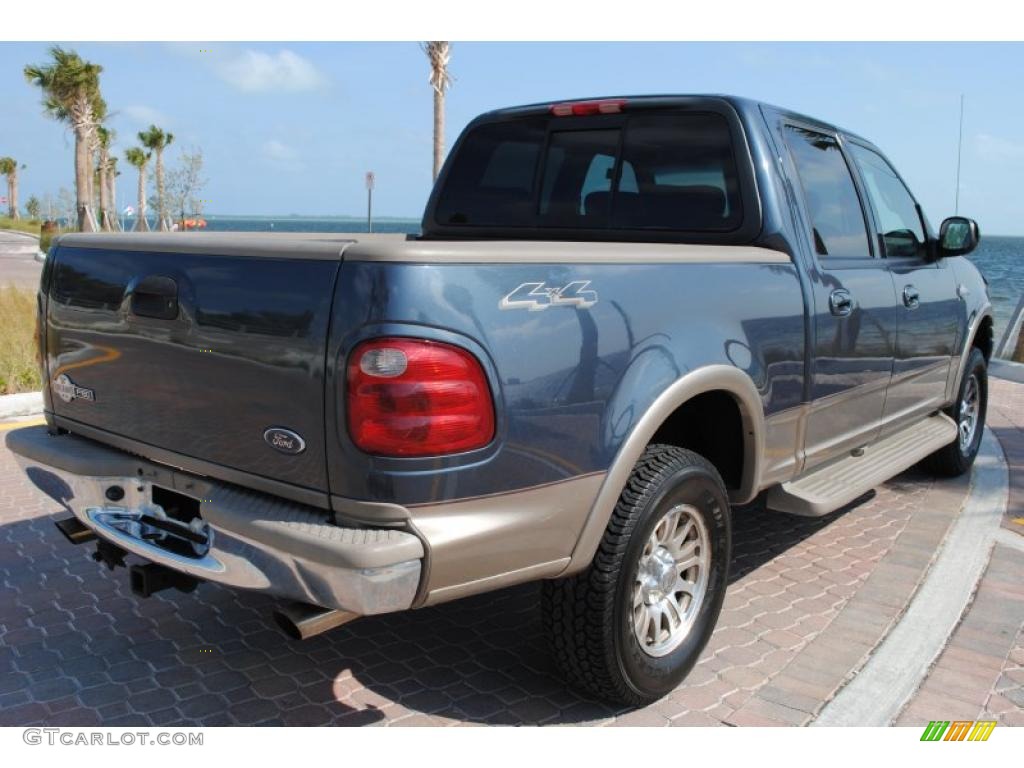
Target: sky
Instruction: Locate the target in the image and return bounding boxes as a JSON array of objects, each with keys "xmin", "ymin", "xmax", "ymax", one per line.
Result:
[{"xmin": 1, "ymin": 41, "xmax": 1023, "ymax": 234}]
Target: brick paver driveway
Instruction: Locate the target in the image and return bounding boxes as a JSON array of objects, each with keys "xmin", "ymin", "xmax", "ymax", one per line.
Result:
[{"xmin": 1, "ymin": 376, "xmax": 1022, "ymax": 726}]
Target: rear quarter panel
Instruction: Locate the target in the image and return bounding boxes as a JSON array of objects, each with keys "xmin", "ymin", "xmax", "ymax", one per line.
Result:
[{"xmin": 327, "ymin": 256, "xmax": 805, "ymax": 502}]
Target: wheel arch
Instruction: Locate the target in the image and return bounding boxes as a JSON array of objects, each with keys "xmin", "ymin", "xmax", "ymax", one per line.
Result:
[
  {"xmin": 949, "ymin": 306, "xmax": 994, "ymax": 404},
  {"xmin": 562, "ymin": 364, "xmax": 764, "ymax": 576}
]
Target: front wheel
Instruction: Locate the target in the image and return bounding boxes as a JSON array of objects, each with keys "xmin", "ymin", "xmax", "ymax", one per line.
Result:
[
  {"xmin": 926, "ymin": 347, "xmax": 987, "ymax": 477},
  {"xmin": 542, "ymin": 445, "xmax": 731, "ymax": 706}
]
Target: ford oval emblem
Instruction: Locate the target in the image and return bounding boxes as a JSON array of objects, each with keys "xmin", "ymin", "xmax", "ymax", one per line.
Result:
[{"xmin": 264, "ymin": 427, "xmax": 306, "ymax": 455}]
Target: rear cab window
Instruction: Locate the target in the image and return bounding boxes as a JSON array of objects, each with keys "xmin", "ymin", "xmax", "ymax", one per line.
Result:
[{"xmin": 425, "ymin": 100, "xmax": 759, "ymax": 243}]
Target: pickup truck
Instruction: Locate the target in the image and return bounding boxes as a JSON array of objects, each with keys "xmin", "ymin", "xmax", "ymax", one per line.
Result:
[{"xmin": 8, "ymin": 95, "xmax": 991, "ymax": 706}]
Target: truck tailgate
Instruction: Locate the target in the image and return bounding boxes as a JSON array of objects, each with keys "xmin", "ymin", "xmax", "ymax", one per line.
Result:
[{"xmin": 45, "ymin": 241, "xmax": 341, "ymax": 494}]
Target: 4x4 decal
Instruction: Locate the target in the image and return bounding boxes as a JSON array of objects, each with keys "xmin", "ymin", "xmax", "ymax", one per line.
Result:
[{"xmin": 499, "ymin": 280, "xmax": 598, "ymax": 311}]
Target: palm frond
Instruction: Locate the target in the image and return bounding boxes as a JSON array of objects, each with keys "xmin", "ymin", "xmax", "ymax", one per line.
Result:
[
  {"xmin": 124, "ymin": 147, "xmax": 150, "ymax": 168},
  {"xmin": 422, "ymin": 41, "xmax": 452, "ymax": 94},
  {"xmin": 139, "ymin": 124, "xmax": 173, "ymax": 151}
]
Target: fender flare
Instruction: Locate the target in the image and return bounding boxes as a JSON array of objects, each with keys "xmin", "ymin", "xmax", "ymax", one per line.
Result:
[
  {"xmin": 561, "ymin": 364, "xmax": 765, "ymax": 575},
  {"xmin": 949, "ymin": 305, "xmax": 994, "ymax": 403}
]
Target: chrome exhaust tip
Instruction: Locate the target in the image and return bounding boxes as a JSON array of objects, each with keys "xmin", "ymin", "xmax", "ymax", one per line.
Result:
[{"xmin": 272, "ymin": 601, "xmax": 359, "ymax": 640}]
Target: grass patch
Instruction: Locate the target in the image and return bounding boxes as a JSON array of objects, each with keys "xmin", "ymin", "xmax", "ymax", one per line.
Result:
[
  {"xmin": 0, "ymin": 216, "xmax": 41, "ymax": 237},
  {"xmin": 0, "ymin": 284, "xmax": 41, "ymax": 395}
]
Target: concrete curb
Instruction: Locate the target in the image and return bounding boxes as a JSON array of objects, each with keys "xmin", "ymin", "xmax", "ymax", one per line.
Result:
[
  {"xmin": 0, "ymin": 391, "xmax": 44, "ymax": 419},
  {"xmin": 813, "ymin": 428, "xmax": 1009, "ymax": 726},
  {"xmin": 0, "ymin": 228, "xmax": 40, "ymax": 240},
  {"xmin": 991, "ymin": 358, "xmax": 1024, "ymax": 385}
]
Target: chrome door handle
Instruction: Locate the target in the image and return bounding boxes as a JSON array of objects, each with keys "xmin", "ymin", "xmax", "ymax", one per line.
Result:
[
  {"xmin": 903, "ymin": 285, "xmax": 920, "ymax": 310},
  {"xmin": 829, "ymin": 289, "xmax": 853, "ymax": 317}
]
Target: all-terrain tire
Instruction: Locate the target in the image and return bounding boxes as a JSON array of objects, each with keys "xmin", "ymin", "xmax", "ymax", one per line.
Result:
[
  {"xmin": 925, "ymin": 347, "xmax": 987, "ymax": 477},
  {"xmin": 542, "ymin": 444, "xmax": 731, "ymax": 706}
]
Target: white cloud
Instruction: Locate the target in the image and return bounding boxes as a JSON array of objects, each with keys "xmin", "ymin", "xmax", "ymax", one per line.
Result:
[
  {"xmin": 121, "ymin": 105, "xmax": 169, "ymax": 127},
  {"xmin": 218, "ymin": 49, "xmax": 327, "ymax": 92},
  {"xmin": 261, "ymin": 139, "xmax": 303, "ymax": 171},
  {"xmin": 976, "ymin": 133, "xmax": 1024, "ymax": 162}
]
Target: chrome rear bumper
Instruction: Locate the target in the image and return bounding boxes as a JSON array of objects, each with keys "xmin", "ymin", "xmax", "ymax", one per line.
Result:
[{"xmin": 7, "ymin": 426, "xmax": 423, "ymax": 615}]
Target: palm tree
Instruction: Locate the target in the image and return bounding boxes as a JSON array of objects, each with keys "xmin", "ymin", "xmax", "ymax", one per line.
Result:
[
  {"xmin": 139, "ymin": 125, "xmax": 173, "ymax": 231},
  {"xmin": 107, "ymin": 156, "xmax": 120, "ymax": 230},
  {"xmin": 124, "ymin": 147, "xmax": 151, "ymax": 232},
  {"xmin": 88, "ymin": 100, "xmax": 109, "ymax": 219},
  {"xmin": 24, "ymin": 47, "xmax": 104, "ymax": 232},
  {"xmin": 0, "ymin": 157, "xmax": 21, "ymax": 219},
  {"xmin": 95, "ymin": 126, "xmax": 116, "ymax": 231},
  {"xmin": 422, "ymin": 42, "xmax": 452, "ymax": 181}
]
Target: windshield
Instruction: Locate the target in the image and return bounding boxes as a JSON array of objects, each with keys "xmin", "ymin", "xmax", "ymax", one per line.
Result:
[{"xmin": 432, "ymin": 111, "xmax": 744, "ymax": 234}]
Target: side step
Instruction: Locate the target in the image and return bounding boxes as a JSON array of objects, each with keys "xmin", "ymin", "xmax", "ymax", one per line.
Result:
[{"xmin": 768, "ymin": 412, "xmax": 957, "ymax": 517}]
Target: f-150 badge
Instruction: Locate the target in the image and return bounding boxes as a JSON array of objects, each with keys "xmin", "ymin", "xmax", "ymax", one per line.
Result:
[
  {"xmin": 499, "ymin": 280, "xmax": 598, "ymax": 311},
  {"xmin": 52, "ymin": 374, "xmax": 95, "ymax": 404}
]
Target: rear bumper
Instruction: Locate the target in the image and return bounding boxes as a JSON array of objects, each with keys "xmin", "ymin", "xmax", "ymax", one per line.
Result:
[{"xmin": 6, "ymin": 425, "xmax": 423, "ymax": 615}]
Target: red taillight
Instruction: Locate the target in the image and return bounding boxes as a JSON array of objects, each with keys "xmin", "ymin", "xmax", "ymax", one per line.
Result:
[
  {"xmin": 550, "ymin": 99, "xmax": 627, "ymax": 117},
  {"xmin": 346, "ymin": 338, "xmax": 495, "ymax": 457}
]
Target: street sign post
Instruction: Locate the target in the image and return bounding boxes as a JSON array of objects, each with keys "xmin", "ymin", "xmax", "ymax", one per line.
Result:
[{"xmin": 365, "ymin": 171, "xmax": 375, "ymax": 233}]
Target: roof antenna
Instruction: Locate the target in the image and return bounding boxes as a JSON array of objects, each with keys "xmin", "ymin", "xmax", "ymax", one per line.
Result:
[{"xmin": 955, "ymin": 94, "xmax": 965, "ymax": 215}]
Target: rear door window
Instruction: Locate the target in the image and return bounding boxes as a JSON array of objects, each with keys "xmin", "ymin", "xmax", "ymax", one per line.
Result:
[
  {"xmin": 434, "ymin": 111, "xmax": 743, "ymax": 234},
  {"xmin": 784, "ymin": 126, "xmax": 872, "ymax": 260}
]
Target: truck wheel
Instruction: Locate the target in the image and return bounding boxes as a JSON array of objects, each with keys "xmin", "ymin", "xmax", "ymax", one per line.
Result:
[
  {"xmin": 542, "ymin": 444, "xmax": 731, "ymax": 706},
  {"xmin": 926, "ymin": 347, "xmax": 987, "ymax": 477}
]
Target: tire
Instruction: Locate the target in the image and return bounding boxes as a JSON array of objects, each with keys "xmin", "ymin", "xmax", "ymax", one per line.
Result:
[
  {"xmin": 926, "ymin": 347, "xmax": 987, "ymax": 477},
  {"xmin": 542, "ymin": 444, "xmax": 731, "ymax": 706}
]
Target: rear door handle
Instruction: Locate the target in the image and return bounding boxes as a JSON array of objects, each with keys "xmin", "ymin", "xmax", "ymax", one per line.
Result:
[
  {"xmin": 902, "ymin": 285, "xmax": 920, "ymax": 310},
  {"xmin": 829, "ymin": 289, "xmax": 853, "ymax": 317},
  {"xmin": 129, "ymin": 275, "xmax": 179, "ymax": 320}
]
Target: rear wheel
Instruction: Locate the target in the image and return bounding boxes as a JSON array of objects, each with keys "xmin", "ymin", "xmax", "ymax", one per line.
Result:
[
  {"xmin": 542, "ymin": 445, "xmax": 731, "ymax": 706},
  {"xmin": 926, "ymin": 347, "xmax": 987, "ymax": 477}
]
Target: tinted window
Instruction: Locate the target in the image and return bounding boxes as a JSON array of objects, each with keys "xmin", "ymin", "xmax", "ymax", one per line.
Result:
[
  {"xmin": 785, "ymin": 126, "xmax": 870, "ymax": 259},
  {"xmin": 539, "ymin": 130, "xmax": 619, "ymax": 225},
  {"xmin": 849, "ymin": 144, "xmax": 926, "ymax": 259},
  {"xmin": 434, "ymin": 112, "xmax": 742, "ymax": 233},
  {"xmin": 434, "ymin": 119, "xmax": 545, "ymax": 227},
  {"xmin": 613, "ymin": 114, "xmax": 740, "ymax": 230}
]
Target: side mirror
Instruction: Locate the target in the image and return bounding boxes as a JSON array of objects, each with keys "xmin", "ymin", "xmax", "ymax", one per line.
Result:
[{"xmin": 938, "ymin": 216, "xmax": 980, "ymax": 257}]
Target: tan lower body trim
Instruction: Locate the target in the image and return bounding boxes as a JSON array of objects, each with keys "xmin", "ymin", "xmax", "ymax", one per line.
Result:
[
  {"xmin": 423, "ymin": 558, "xmax": 570, "ymax": 606},
  {"xmin": 410, "ymin": 472, "xmax": 606, "ymax": 604}
]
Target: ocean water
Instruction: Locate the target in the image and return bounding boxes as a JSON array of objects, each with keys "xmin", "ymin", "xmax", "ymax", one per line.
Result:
[
  {"xmin": 198, "ymin": 215, "xmax": 421, "ymax": 235},
  {"xmin": 967, "ymin": 236, "xmax": 1024, "ymax": 350},
  {"xmin": 188, "ymin": 216, "xmax": 1023, "ymax": 349}
]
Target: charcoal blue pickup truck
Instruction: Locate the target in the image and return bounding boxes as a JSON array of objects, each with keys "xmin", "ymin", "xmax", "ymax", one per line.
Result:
[{"xmin": 8, "ymin": 95, "xmax": 991, "ymax": 705}]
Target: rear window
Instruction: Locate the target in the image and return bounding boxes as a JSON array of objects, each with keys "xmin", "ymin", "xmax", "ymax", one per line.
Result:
[{"xmin": 432, "ymin": 112, "xmax": 744, "ymax": 234}]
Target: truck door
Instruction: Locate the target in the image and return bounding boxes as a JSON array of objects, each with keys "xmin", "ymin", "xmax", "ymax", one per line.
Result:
[
  {"xmin": 846, "ymin": 141, "xmax": 961, "ymax": 433},
  {"xmin": 779, "ymin": 122, "xmax": 899, "ymax": 469}
]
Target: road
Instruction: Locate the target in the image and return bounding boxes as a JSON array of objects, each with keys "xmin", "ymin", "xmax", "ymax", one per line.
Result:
[{"xmin": 0, "ymin": 230, "xmax": 43, "ymax": 292}]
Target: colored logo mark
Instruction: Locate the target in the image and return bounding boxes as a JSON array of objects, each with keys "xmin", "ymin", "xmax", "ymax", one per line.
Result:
[{"xmin": 920, "ymin": 720, "xmax": 996, "ymax": 741}]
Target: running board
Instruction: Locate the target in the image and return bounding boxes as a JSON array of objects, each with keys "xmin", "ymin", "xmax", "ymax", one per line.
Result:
[{"xmin": 767, "ymin": 412, "xmax": 958, "ymax": 517}]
